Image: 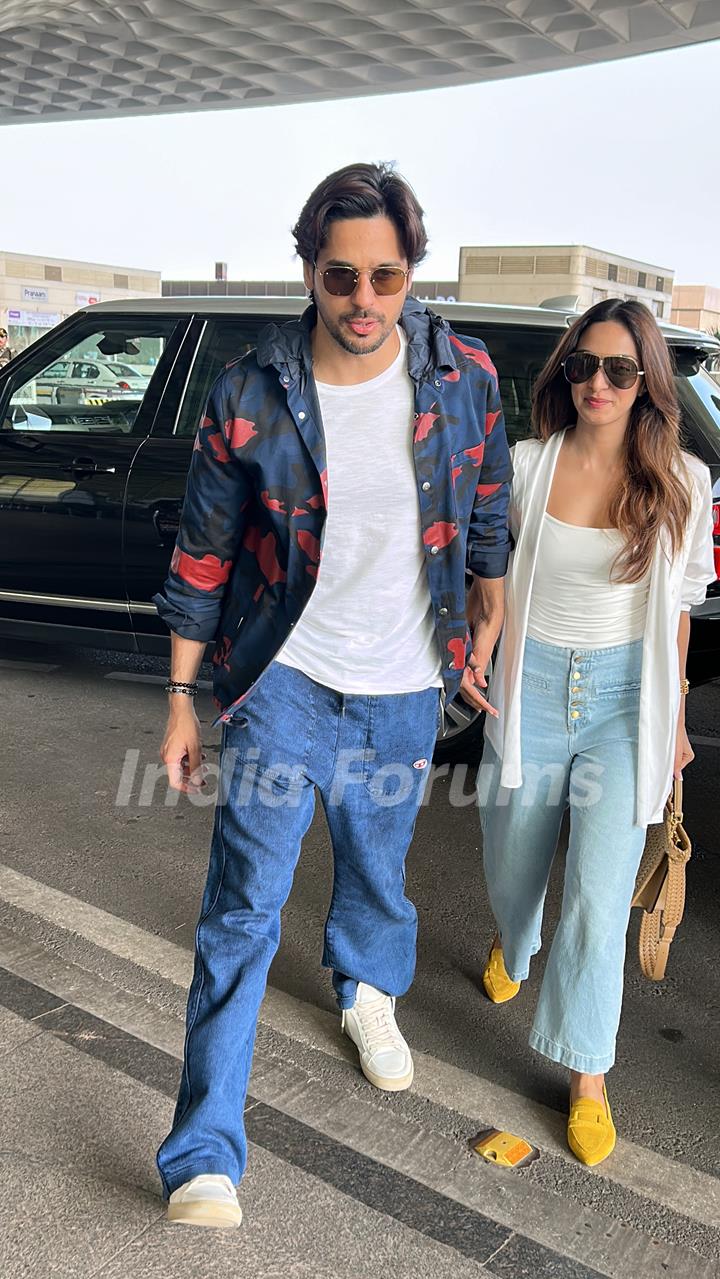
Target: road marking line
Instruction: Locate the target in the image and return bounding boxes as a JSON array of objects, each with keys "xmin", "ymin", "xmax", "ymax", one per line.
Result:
[
  {"xmin": 104, "ymin": 672, "xmax": 213, "ymax": 690},
  {"xmin": 0, "ymin": 659, "xmax": 59, "ymax": 672},
  {"xmin": 0, "ymin": 861, "xmax": 718, "ymax": 1232}
]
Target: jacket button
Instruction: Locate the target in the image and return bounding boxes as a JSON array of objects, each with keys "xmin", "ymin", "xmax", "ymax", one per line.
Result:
[
  {"xmin": 434, "ymin": 379, "xmax": 441, "ymax": 389},
  {"xmin": 421, "ymin": 481, "xmax": 431, "ymax": 492},
  {"xmin": 439, "ymin": 607, "xmax": 448, "ymax": 616},
  {"xmin": 298, "ymin": 411, "xmax": 306, "ymax": 420},
  {"xmin": 429, "ymin": 545, "xmax": 439, "ymax": 555}
]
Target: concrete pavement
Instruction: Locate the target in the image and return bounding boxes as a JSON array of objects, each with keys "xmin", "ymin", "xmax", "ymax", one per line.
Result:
[{"xmin": 0, "ymin": 639, "xmax": 719, "ymax": 1276}]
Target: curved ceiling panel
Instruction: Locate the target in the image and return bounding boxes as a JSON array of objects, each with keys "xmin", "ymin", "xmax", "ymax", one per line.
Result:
[{"xmin": 0, "ymin": 0, "xmax": 718, "ymax": 124}]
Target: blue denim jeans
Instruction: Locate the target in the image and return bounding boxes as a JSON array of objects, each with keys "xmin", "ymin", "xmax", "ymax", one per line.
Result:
[
  {"xmin": 480, "ymin": 637, "xmax": 647, "ymax": 1075},
  {"xmin": 157, "ymin": 661, "xmax": 440, "ymax": 1196}
]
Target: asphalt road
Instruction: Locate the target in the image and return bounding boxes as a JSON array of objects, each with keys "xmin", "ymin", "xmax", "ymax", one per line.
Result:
[{"xmin": 0, "ymin": 637, "xmax": 719, "ymax": 1277}]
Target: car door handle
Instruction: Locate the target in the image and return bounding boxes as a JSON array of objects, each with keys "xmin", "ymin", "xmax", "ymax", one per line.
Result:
[
  {"xmin": 153, "ymin": 504, "xmax": 181, "ymax": 544},
  {"xmin": 58, "ymin": 456, "xmax": 116, "ymax": 476}
]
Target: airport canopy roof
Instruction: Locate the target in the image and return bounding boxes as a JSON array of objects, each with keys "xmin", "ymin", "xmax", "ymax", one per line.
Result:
[{"xmin": 1, "ymin": 1, "xmax": 719, "ymax": 126}]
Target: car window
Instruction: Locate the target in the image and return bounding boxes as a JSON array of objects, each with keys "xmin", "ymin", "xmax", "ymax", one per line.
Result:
[
  {"xmin": 467, "ymin": 325, "xmax": 558, "ymax": 447},
  {"xmin": 676, "ymin": 364, "xmax": 720, "ymax": 467},
  {"xmin": 176, "ymin": 317, "xmax": 561, "ymax": 444},
  {"xmin": 1, "ymin": 318, "xmax": 181, "ymax": 434},
  {"xmin": 174, "ymin": 318, "xmax": 273, "ymax": 437}
]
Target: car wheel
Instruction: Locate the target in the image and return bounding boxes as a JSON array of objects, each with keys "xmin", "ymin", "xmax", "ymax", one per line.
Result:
[
  {"xmin": 434, "ymin": 652, "xmax": 493, "ymax": 767},
  {"xmin": 433, "ymin": 693, "xmax": 486, "ymax": 765}
]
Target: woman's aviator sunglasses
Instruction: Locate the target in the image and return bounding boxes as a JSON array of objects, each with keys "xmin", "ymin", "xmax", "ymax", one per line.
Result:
[
  {"xmin": 315, "ymin": 263, "xmax": 410, "ymax": 297},
  {"xmin": 562, "ymin": 351, "xmax": 644, "ymax": 391}
]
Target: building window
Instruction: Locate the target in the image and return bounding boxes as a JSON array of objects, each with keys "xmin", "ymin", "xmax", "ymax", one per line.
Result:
[
  {"xmin": 656, "ymin": 276, "xmax": 665, "ymax": 293},
  {"xmin": 637, "ymin": 272, "xmax": 646, "ymax": 289},
  {"xmin": 653, "ymin": 300, "xmax": 663, "ymax": 317},
  {"xmin": 584, "ymin": 257, "xmax": 608, "ymax": 279},
  {"xmin": 113, "ymin": 273, "xmax": 129, "ymax": 288},
  {"xmin": 463, "ymin": 255, "xmax": 500, "ymax": 275},
  {"xmin": 44, "ymin": 265, "xmax": 62, "ymax": 282},
  {"xmin": 607, "ymin": 263, "xmax": 618, "ymax": 283}
]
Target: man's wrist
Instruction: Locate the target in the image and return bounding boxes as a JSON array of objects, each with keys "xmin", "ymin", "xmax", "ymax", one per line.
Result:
[{"xmin": 167, "ymin": 691, "xmax": 198, "ymax": 714}]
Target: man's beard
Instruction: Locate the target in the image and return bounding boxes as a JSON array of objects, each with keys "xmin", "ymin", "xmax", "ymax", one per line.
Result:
[{"xmin": 317, "ymin": 304, "xmax": 395, "ymax": 357}]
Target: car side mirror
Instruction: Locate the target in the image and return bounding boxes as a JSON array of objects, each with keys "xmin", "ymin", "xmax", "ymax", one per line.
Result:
[{"xmin": 673, "ymin": 348, "xmax": 706, "ymax": 378}]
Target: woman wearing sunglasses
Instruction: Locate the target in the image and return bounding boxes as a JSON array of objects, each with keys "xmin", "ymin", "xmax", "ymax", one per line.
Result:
[{"xmin": 478, "ymin": 298, "xmax": 714, "ymax": 1166}]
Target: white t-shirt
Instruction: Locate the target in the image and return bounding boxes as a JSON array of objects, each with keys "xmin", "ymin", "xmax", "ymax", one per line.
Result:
[
  {"xmin": 276, "ymin": 329, "xmax": 442, "ymax": 693},
  {"xmin": 526, "ymin": 513, "xmax": 650, "ymax": 647}
]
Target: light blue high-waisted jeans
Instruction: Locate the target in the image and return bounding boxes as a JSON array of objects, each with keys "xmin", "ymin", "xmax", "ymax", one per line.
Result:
[{"xmin": 480, "ymin": 636, "xmax": 647, "ymax": 1075}]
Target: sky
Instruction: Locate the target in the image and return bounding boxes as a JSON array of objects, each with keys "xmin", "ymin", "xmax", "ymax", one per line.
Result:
[{"xmin": 1, "ymin": 39, "xmax": 718, "ymax": 287}]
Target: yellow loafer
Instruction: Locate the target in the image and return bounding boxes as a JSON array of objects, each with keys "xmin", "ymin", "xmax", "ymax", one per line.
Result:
[
  {"xmin": 482, "ymin": 943, "xmax": 521, "ymax": 1004},
  {"xmin": 567, "ymin": 1085, "xmax": 616, "ymax": 1166}
]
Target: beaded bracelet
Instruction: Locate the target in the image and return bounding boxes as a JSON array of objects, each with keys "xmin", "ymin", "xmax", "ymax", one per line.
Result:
[{"xmin": 165, "ymin": 680, "xmax": 199, "ymax": 696}]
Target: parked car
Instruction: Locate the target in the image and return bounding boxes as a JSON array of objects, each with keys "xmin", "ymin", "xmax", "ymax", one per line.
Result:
[
  {"xmin": 101, "ymin": 361, "xmax": 151, "ymax": 394},
  {"xmin": 34, "ymin": 357, "xmax": 140, "ymax": 405},
  {"xmin": 0, "ymin": 297, "xmax": 718, "ymax": 763}
]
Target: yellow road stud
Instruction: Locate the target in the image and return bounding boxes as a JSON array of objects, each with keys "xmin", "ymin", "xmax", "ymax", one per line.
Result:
[{"xmin": 470, "ymin": 1129, "xmax": 538, "ymax": 1168}]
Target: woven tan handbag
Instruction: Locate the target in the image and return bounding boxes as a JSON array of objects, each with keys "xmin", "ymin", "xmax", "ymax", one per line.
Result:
[{"xmin": 632, "ymin": 779, "xmax": 692, "ymax": 981}]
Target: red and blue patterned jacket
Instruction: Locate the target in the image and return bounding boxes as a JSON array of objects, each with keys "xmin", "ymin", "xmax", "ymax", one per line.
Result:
[{"xmin": 154, "ymin": 298, "xmax": 512, "ymax": 722}]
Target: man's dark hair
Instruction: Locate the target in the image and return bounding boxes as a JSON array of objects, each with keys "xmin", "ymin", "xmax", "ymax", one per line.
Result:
[{"xmin": 292, "ymin": 162, "xmax": 428, "ymax": 267}]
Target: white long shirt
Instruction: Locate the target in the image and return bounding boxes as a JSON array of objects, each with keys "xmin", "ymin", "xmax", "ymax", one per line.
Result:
[
  {"xmin": 485, "ymin": 431, "xmax": 716, "ymax": 826},
  {"xmin": 276, "ymin": 329, "xmax": 443, "ymax": 693}
]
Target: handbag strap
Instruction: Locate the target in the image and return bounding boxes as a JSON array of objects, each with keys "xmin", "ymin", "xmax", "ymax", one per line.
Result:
[
  {"xmin": 651, "ymin": 852, "xmax": 688, "ymax": 977},
  {"xmin": 671, "ymin": 776, "xmax": 683, "ymax": 825},
  {"xmin": 660, "ymin": 777, "xmax": 691, "ymax": 933}
]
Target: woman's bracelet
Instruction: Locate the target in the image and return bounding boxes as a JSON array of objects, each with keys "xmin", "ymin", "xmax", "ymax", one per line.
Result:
[
  {"xmin": 679, "ymin": 678, "xmax": 690, "ymax": 696},
  {"xmin": 165, "ymin": 680, "xmax": 199, "ymax": 697}
]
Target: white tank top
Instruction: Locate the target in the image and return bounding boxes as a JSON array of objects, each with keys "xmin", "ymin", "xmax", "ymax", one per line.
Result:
[
  {"xmin": 276, "ymin": 329, "xmax": 443, "ymax": 693},
  {"xmin": 526, "ymin": 513, "xmax": 650, "ymax": 648}
]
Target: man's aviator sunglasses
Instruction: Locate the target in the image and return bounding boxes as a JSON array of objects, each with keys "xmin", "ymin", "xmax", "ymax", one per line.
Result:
[
  {"xmin": 315, "ymin": 263, "xmax": 410, "ymax": 297},
  {"xmin": 562, "ymin": 351, "xmax": 644, "ymax": 391}
]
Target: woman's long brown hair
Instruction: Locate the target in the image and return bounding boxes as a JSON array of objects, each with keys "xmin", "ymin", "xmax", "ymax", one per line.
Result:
[{"xmin": 532, "ymin": 298, "xmax": 691, "ymax": 582}]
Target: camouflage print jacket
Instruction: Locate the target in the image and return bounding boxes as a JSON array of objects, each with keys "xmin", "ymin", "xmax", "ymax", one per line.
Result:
[{"xmin": 154, "ymin": 298, "xmax": 512, "ymax": 723}]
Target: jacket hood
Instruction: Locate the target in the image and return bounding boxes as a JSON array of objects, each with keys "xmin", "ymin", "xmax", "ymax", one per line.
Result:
[{"xmin": 255, "ymin": 296, "xmax": 459, "ymax": 385}]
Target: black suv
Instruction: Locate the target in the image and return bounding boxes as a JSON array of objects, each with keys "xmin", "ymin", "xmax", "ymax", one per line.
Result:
[{"xmin": 1, "ymin": 297, "xmax": 718, "ymax": 762}]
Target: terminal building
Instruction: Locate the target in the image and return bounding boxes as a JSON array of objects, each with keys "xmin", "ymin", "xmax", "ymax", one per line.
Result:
[
  {"xmin": 0, "ymin": 251, "xmax": 161, "ymax": 356},
  {"xmin": 671, "ymin": 284, "xmax": 720, "ymax": 335},
  {"xmin": 458, "ymin": 245, "xmax": 674, "ymax": 319}
]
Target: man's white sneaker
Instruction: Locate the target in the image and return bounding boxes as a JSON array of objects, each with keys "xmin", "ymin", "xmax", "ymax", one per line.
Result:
[
  {"xmin": 341, "ymin": 981, "xmax": 414, "ymax": 1091},
  {"xmin": 167, "ymin": 1174, "xmax": 242, "ymax": 1228}
]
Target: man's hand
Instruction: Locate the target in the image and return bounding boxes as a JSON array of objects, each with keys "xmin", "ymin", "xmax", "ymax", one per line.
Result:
[
  {"xmin": 161, "ymin": 700, "xmax": 206, "ymax": 794},
  {"xmin": 459, "ymin": 577, "xmax": 505, "ymax": 717}
]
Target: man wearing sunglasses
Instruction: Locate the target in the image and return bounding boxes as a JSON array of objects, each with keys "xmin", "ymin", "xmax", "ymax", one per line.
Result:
[{"xmin": 154, "ymin": 161, "xmax": 512, "ymax": 1228}]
